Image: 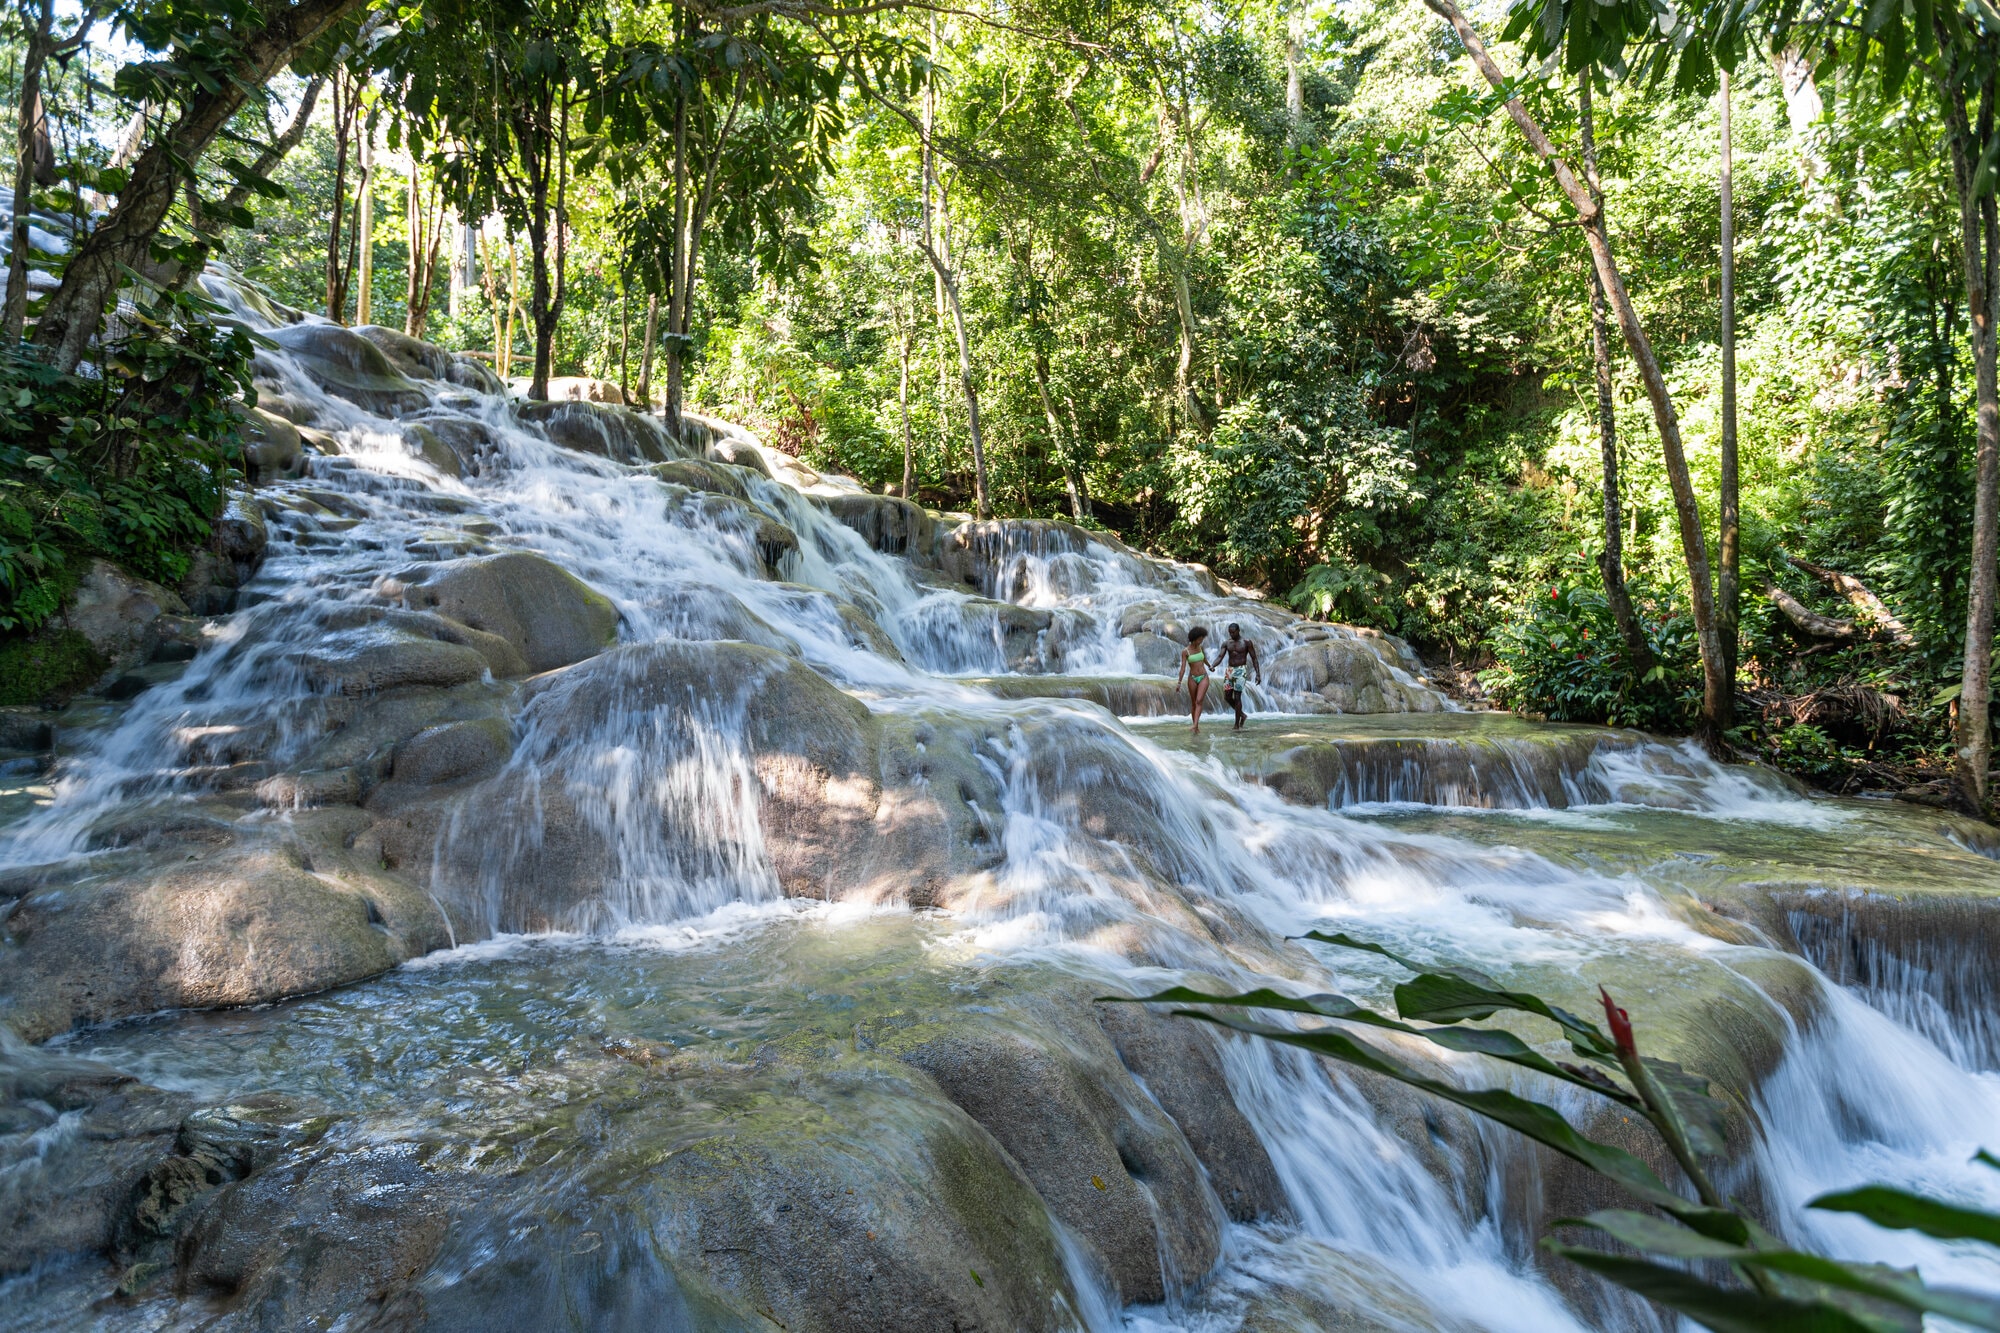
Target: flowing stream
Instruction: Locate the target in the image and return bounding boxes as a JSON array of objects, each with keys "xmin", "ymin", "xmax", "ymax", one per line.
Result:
[{"xmin": 2, "ymin": 296, "xmax": 1998, "ymax": 1331}]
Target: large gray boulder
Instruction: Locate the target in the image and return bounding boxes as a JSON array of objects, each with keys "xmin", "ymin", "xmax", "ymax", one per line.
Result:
[
  {"xmin": 1265, "ymin": 636, "xmax": 1444, "ymax": 713},
  {"xmin": 55, "ymin": 559, "xmax": 188, "ymax": 676},
  {"xmin": 292, "ymin": 625, "xmax": 493, "ymax": 694},
  {"xmin": 261, "ymin": 323, "xmax": 429, "ymax": 416},
  {"xmin": 858, "ymin": 1003, "xmax": 1223, "ymax": 1304},
  {"xmin": 392, "ymin": 552, "xmax": 620, "ymax": 675},
  {"xmin": 353, "ymin": 324, "xmax": 454, "ymax": 381},
  {"xmin": 0, "ymin": 809, "xmax": 451, "ymax": 1042},
  {"xmin": 520, "ymin": 399, "xmax": 679, "ymax": 465},
  {"xmin": 369, "ymin": 641, "xmax": 881, "ymax": 932}
]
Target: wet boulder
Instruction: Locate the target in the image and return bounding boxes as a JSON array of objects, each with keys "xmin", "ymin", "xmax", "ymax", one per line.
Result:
[
  {"xmin": 649, "ymin": 457, "xmax": 750, "ymax": 499},
  {"xmin": 396, "ymin": 422, "xmax": 465, "ymax": 478},
  {"xmin": 371, "ymin": 641, "xmax": 880, "ymax": 932},
  {"xmin": 181, "ymin": 497, "xmax": 271, "ymax": 615},
  {"xmin": 0, "ymin": 1043, "xmax": 194, "ymax": 1277},
  {"xmin": 1126, "ymin": 630, "xmax": 1183, "ymax": 675},
  {"xmin": 391, "ymin": 551, "xmax": 620, "ymax": 675},
  {"xmin": 390, "ymin": 716, "xmax": 514, "ymax": 787},
  {"xmin": 1094, "ymin": 1002, "xmax": 1289, "ymax": 1223},
  {"xmin": 705, "ymin": 432, "xmax": 770, "ymax": 475},
  {"xmin": 406, "ymin": 411, "xmax": 499, "ymax": 477},
  {"xmin": 520, "ymin": 399, "xmax": 678, "ymax": 464},
  {"xmin": 858, "ymin": 1004, "xmax": 1223, "ymax": 1303},
  {"xmin": 293, "ymin": 625, "xmax": 492, "ymax": 694},
  {"xmin": 55, "ymin": 559, "xmax": 189, "ymax": 677},
  {"xmin": 233, "ymin": 405, "xmax": 307, "ymax": 484},
  {"xmin": 446, "ymin": 354, "xmax": 506, "ymax": 395},
  {"xmin": 1265, "ymin": 636, "xmax": 1445, "ymax": 713},
  {"xmin": 0, "ymin": 812, "xmax": 451, "ymax": 1042},
  {"xmin": 353, "ymin": 324, "xmax": 454, "ymax": 381},
  {"xmin": 818, "ymin": 492, "xmax": 939, "ymax": 559},
  {"xmin": 262, "ymin": 323, "xmax": 429, "ymax": 417}
]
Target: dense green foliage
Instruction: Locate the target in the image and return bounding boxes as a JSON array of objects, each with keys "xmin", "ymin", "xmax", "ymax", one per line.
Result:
[
  {"xmin": 0, "ymin": 0, "xmax": 1994, "ymax": 793},
  {"xmin": 0, "ymin": 293, "xmax": 253, "ymax": 632}
]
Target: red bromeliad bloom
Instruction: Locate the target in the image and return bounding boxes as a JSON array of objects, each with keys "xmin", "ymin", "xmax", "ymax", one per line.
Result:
[{"xmin": 1600, "ymin": 987, "xmax": 1636, "ymax": 1059}]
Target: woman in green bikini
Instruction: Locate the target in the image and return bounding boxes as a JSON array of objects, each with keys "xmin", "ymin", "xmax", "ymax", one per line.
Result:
[{"xmin": 1175, "ymin": 626, "xmax": 1214, "ymax": 735}]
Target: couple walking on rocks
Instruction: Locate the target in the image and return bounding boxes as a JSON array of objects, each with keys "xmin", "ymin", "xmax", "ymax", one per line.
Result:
[{"xmin": 1175, "ymin": 623, "xmax": 1260, "ymax": 735}]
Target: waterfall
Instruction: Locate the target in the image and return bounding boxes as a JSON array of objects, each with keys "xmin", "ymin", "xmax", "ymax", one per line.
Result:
[{"xmin": 4, "ymin": 283, "xmax": 1997, "ymax": 1332}]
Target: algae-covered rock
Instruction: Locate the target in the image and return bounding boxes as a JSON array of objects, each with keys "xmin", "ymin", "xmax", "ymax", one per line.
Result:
[
  {"xmin": 1095, "ymin": 1001, "xmax": 1288, "ymax": 1223},
  {"xmin": 392, "ymin": 551, "xmax": 620, "ymax": 675},
  {"xmin": 860, "ymin": 1004, "xmax": 1222, "ymax": 1302},
  {"xmin": 293, "ymin": 625, "xmax": 491, "ymax": 694},
  {"xmin": 55, "ymin": 559, "xmax": 188, "ymax": 677},
  {"xmin": 234, "ymin": 404, "xmax": 307, "ymax": 484}
]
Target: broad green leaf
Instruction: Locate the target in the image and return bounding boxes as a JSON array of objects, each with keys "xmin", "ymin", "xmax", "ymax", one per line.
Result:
[
  {"xmin": 1810, "ymin": 1185, "xmax": 2000, "ymax": 1246},
  {"xmin": 1171, "ymin": 1009, "xmax": 1725, "ymax": 1223},
  {"xmin": 1561, "ymin": 1213, "xmax": 2000, "ymax": 1328},
  {"xmin": 1547, "ymin": 1245, "xmax": 1906, "ymax": 1332},
  {"xmin": 1107, "ymin": 986, "xmax": 1642, "ymax": 1108}
]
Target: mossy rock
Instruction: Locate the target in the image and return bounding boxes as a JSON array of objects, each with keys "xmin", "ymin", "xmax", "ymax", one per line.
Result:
[{"xmin": 0, "ymin": 628, "xmax": 108, "ymax": 706}]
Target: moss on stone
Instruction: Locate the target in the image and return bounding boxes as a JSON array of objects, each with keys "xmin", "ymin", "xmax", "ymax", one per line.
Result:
[{"xmin": 0, "ymin": 628, "xmax": 107, "ymax": 705}]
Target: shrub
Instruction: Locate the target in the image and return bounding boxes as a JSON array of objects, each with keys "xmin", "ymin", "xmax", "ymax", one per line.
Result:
[
  {"xmin": 1481, "ymin": 564, "xmax": 1701, "ymax": 732},
  {"xmin": 0, "ymin": 288, "xmax": 255, "ymax": 632}
]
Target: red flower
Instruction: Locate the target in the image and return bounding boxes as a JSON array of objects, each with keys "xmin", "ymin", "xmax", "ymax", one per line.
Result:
[
  {"xmin": 1551, "ymin": 588, "xmax": 1560, "ymax": 599},
  {"xmin": 1599, "ymin": 987, "xmax": 1636, "ymax": 1059}
]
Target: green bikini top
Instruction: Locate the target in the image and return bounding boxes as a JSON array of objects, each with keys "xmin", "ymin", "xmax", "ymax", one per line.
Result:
[{"xmin": 1187, "ymin": 648, "xmax": 1208, "ymax": 666}]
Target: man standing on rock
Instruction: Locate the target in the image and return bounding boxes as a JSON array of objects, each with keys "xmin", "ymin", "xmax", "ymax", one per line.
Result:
[{"xmin": 1219, "ymin": 623, "xmax": 1261, "ymax": 731}]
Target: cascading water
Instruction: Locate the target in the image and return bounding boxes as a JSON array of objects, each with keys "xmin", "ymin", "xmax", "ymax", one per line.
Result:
[{"xmin": 2, "ymin": 287, "xmax": 1997, "ymax": 1332}]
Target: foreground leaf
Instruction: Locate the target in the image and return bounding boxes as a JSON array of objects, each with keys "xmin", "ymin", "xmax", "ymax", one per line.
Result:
[
  {"xmin": 1172, "ymin": 1007, "xmax": 1740, "ymax": 1236},
  {"xmin": 1547, "ymin": 1245, "xmax": 1909, "ymax": 1333},
  {"xmin": 1810, "ymin": 1186, "xmax": 2000, "ymax": 1247}
]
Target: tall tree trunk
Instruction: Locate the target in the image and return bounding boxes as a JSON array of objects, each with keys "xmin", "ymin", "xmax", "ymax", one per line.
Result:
[
  {"xmin": 1034, "ymin": 348, "xmax": 1086, "ymax": 522},
  {"xmin": 899, "ymin": 327, "xmax": 913, "ymax": 498},
  {"xmin": 1285, "ymin": 12, "xmax": 1304, "ymax": 128},
  {"xmin": 325, "ymin": 71, "xmax": 357, "ymax": 321},
  {"xmin": 1942, "ymin": 47, "xmax": 1999, "ymax": 813},
  {"xmin": 354, "ymin": 123, "xmax": 373, "ymax": 325},
  {"xmin": 619, "ymin": 271, "xmax": 631, "ymax": 404},
  {"xmin": 1425, "ymin": 0, "xmax": 1729, "ymax": 744},
  {"xmin": 919, "ymin": 234, "xmax": 989, "ymax": 519},
  {"xmin": 1718, "ymin": 68, "xmax": 1741, "ymax": 708},
  {"xmin": 403, "ymin": 162, "xmax": 444, "ymax": 337},
  {"xmin": 5, "ymin": 0, "xmax": 57, "ymax": 344},
  {"xmin": 502, "ymin": 236, "xmax": 518, "ymax": 382},
  {"xmin": 31, "ymin": 0, "xmax": 367, "ymax": 371},
  {"xmin": 662, "ymin": 54, "xmax": 691, "ymax": 432},
  {"xmin": 636, "ymin": 288, "xmax": 659, "ymax": 409},
  {"xmin": 664, "ymin": 75, "xmax": 743, "ymax": 439},
  {"xmin": 1578, "ymin": 78, "xmax": 1651, "ymax": 676}
]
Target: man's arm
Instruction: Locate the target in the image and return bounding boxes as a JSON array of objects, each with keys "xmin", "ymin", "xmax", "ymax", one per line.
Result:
[{"xmin": 1250, "ymin": 640, "xmax": 1262, "ymax": 682}]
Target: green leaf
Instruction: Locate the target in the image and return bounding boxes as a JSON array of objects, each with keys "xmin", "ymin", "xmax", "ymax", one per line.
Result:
[
  {"xmin": 1106, "ymin": 986, "xmax": 1642, "ymax": 1108},
  {"xmin": 1170, "ymin": 1008, "xmax": 1727, "ymax": 1224},
  {"xmin": 1546, "ymin": 1245, "xmax": 1903, "ymax": 1332},
  {"xmin": 1560, "ymin": 1212, "xmax": 2000, "ymax": 1329},
  {"xmin": 1810, "ymin": 1185, "xmax": 2000, "ymax": 1246},
  {"xmin": 220, "ymin": 157, "xmax": 286, "ymax": 201}
]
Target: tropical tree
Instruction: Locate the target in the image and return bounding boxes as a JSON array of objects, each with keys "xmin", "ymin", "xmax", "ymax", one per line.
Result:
[{"xmin": 387, "ymin": 0, "xmax": 602, "ymax": 400}]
